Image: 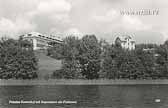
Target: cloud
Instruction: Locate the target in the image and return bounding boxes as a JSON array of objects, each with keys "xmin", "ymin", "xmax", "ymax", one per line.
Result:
[
  {"xmin": 91, "ymin": 9, "xmax": 151, "ymax": 31},
  {"xmin": 92, "ymin": 9, "xmax": 119, "ymax": 22},
  {"xmin": 0, "ymin": 17, "xmax": 36, "ymax": 39},
  {"xmin": 37, "ymin": 0, "xmax": 71, "ymax": 13},
  {"xmin": 0, "ymin": 0, "xmax": 167, "ymax": 44},
  {"xmin": 33, "ymin": 0, "xmax": 72, "ymax": 22},
  {"xmin": 120, "ymin": 16, "xmax": 151, "ymax": 31},
  {"xmin": 65, "ymin": 28, "xmax": 83, "ymax": 38},
  {"xmin": 50, "ymin": 14, "xmax": 71, "ymax": 24},
  {"xmin": 28, "ymin": 0, "xmax": 73, "ymax": 33}
]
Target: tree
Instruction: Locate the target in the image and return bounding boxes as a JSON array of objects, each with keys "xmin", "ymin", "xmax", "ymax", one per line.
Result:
[
  {"xmin": 118, "ymin": 51, "xmax": 145, "ymax": 79},
  {"xmin": 100, "ymin": 44, "xmax": 118, "ymax": 79},
  {"xmin": 52, "ymin": 60, "xmax": 83, "ymax": 79},
  {"xmin": 52, "ymin": 36, "xmax": 83, "ymax": 79},
  {"xmin": 135, "ymin": 46, "xmax": 158, "ymax": 79},
  {"xmin": 101, "ymin": 44, "xmax": 146, "ymax": 79},
  {"xmin": 47, "ymin": 42, "xmax": 64, "ymax": 60},
  {"xmin": 155, "ymin": 44, "xmax": 168, "ymax": 78},
  {"xmin": 78, "ymin": 35, "xmax": 101, "ymax": 79},
  {"xmin": 0, "ymin": 38, "xmax": 38, "ymax": 79}
]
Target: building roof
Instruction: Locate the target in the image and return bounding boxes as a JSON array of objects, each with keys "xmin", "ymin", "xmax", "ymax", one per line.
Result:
[
  {"xmin": 23, "ymin": 32, "xmax": 63, "ymax": 41},
  {"xmin": 28, "ymin": 31, "xmax": 42, "ymax": 36},
  {"xmin": 117, "ymin": 35, "xmax": 135, "ymax": 42}
]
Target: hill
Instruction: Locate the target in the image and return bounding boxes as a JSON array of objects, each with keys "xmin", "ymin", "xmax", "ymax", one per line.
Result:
[{"xmin": 35, "ymin": 51, "xmax": 62, "ymax": 79}]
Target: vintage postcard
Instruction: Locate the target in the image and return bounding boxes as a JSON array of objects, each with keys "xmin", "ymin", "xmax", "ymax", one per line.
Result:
[{"xmin": 0, "ymin": 0, "xmax": 167, "ymax": 108}]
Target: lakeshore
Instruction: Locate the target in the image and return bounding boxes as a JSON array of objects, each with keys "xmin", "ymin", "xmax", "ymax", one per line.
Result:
[{"xmin": 1, "ymin": 79, "xmax": 168, "ymax": 85}]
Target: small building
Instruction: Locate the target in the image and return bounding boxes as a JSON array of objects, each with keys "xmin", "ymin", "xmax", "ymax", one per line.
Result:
[
  {"xmin": 142, "ymin": 48, "xmax": 155, "ymax": 52},
  {"xmin": 142, "ymin": 48, "xmax": 160, "ymax": 57},
  {"xmin": 22, "ymin": 32, "xmax": 63, "ymax": 50},
  {"xmin": 115, "ymin": 35, "xmax": 135, "ymax": 50}
]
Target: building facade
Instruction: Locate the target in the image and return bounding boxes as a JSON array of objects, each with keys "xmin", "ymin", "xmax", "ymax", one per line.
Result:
[
  {"xmin": 115, "ymin": 35, "xmax": 135, "ymax": 50},
  {"xmin": 22, "ymin": 32, "xmax": 63, "ymax": 50}
]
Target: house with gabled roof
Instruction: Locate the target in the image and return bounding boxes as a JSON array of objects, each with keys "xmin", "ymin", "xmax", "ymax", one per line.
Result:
[{"xmin": 115, "ymin": 35, "xmax": 135, "ymax": 50}]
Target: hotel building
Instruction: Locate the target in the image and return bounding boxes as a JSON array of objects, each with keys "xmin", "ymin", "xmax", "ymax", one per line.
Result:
[{"xmin": 22, "ymin": 32, "xmax": 63, "ymax": 50}]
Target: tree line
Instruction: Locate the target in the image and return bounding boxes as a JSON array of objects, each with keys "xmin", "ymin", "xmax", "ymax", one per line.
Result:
[
  {"xmin": 0, "ymin": 35, "xmax": 168, "ymax": 80},
  {"xmin": 49, "ymin": 35, "xmax": 168, "ymax": 79}
]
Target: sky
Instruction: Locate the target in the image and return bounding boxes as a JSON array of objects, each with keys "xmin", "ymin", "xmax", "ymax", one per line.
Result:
[{"xmin": 0, "ymin": 0, "xmax": 167, "ymax": 44}]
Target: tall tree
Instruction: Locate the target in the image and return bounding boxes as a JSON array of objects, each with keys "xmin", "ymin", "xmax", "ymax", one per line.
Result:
[
  {"xmin": 101, "ymin": 45, "xmax": 119, "ymax": 79},
  {"xmin": 52, "ymin": 36, "xmax": 83, "ymax": 79},
  {"xmin": 79, "ymin": 35, "xmax": 101, "ymax": 79}
]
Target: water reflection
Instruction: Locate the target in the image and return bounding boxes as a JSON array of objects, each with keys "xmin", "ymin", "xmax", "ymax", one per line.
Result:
[{"xmin": 0, "ymin": 85, "xmax": 168, "ymax": 108}]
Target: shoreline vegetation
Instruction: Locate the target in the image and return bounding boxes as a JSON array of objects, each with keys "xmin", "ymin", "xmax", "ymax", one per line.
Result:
[
  {"xmin": 1, "ymin": 35, "xmax": 168, "ymax": 81},
  {"xmin": 1, "ymin": 79, "xmax": 168, "ymax": 86}
]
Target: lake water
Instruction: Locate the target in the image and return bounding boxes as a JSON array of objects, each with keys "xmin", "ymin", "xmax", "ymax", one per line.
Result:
[{"xmin": 0, "ymin": 85, "xmax": 168, "ymax": 108}]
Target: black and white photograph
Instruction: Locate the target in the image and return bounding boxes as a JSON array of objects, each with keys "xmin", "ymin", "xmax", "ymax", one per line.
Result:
[{"xmin": 0, "ymin": 0, "xmax": 168, "ymax": 108}]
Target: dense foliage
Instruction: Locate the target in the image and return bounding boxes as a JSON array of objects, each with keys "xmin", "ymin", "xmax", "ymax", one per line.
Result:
[
  {"xmin": 52, "ymin": 36, "xmax": 83, "ymax": 79},
  {"xmin": 50, "ymin": 35, "xmax": 168, "ymax": 79},
  {"xmin": 101, "ymin": 43, "xmax": 168, "ymax": 79},
  {"xmin": 0, "ymin": 37, "xmax": 38, "ymax": 79},
  {"xmin": 52, "ymin": 35, "xmax": 101, "ymax": 79},
  {"xmin": 47, "ymin": 42, "xmax": 63, "ymax": 60}
]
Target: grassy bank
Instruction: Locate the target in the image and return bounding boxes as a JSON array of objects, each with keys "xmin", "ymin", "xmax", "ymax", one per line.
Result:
[
  {"xmin": 1, "ymin": 79, "xmax": 168, "ymax": 85},
  {"xmin": 35, "ymin": 51, "xmax": 62, "ymax": 78}
]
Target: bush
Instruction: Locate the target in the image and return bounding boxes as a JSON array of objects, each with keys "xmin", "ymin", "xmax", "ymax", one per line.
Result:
[
  {"xmin": 52, "ymin": 70, "xmax": 64, "ymax": 79},
  {"xmin": 44, "ymin": 74, "xmax": 50, "ymax": 80},
  {"xmin": 47, "ymin": 42, "xmax": 64, "ymax": 60},
  {"xmin": 52, "ymin": 60, "xmax": 84, "ymax": 79},
  {"xmin": 0, "ymin": 38, "xmax": 38, "ymax": 79}
]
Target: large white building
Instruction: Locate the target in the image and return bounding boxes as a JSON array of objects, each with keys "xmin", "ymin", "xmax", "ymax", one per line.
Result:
[
  {"xmin": 22, "ymin": 32, "xmax": 63, "ymax": 50},
  {"xmin": 115, "ymin": 35, "xmax": 135, "ymax": 50}
]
